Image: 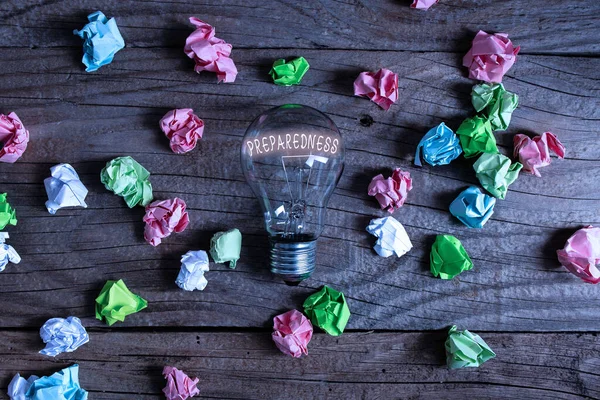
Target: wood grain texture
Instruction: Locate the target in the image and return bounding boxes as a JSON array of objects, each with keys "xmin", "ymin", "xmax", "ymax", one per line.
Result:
[
  {"xmin": 1, "ymin": 330, "xmax": 599, "ymax": 399},
  {"xmin": 1, "ymin": 0, "xmax": 599, "ymax": 54},
  {"xmin": 0, "ymin": 47, "xmax": 598, "ymax": 331}
]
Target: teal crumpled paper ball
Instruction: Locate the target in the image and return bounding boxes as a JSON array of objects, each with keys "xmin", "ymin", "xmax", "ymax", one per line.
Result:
[
  {"xmin": 73, "ymin": 11, "xmax": 125, "ymax": 72},
  {"xmin": 449, "ymin": 186, "xmax": 496, "ymax": 228}
]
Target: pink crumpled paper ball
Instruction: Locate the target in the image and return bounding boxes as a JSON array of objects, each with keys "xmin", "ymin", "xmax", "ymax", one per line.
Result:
[
  {"xmin": 353, "ymin": 68, "xmax": 399, "ymax": 111},
  {"xmin": 184, "ymin": 17, "xmax": 238, "ymax": 83},
  {"xmin": 162, "ymin": 366, "xmax": 200, "ymax": 400},
  {"xmin": 410, "ymin": 0, "xmax": 438, "ymax": 10},
  {"xmin": 513, "ymin": 132, "xmax": 565, "ymax": 177},
  {"xmin": 368, "ymin": 168, "xmax": 413, "ymax": 212},
  {"xmin": 0, "ymin": 112, "xmax": 29, "ymax": 163},
  {"xmin": 272, "ymin": 309, "xmax": 313, "ymax": 358},
  {"xmin": 160, "ymin": 109, "xmax": 205, "ymax": 154},
  {"xmin": 143, "ymin": 198, "xmax": 190, "ymax": 246},
  {"xmin": 557, "ymin": 226, "xmax": 600, "ymax": 284},
  {"xmin": 462, "ymin": 30, "xmax": 520, "ymax": 83}
]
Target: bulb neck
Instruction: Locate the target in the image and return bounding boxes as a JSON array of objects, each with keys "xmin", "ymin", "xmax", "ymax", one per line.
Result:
[{"xmin": 270, "ymin": 239, "xmax": 317, "ymax": 285}]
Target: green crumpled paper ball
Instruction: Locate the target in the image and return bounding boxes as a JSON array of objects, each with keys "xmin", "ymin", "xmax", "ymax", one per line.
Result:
[
  {"xmin": 430, "ymin": 234, "xmax": 473, "ymax": 279},
  {"xmin": 445, "ymin": 325, "xmax": 496, "ymax": 369},
  {"xmin": 471, "ymin": 83, "xmax": 519, "ymax": 131},
  {"xmin": 269, "ymin": 57, "xmax": 310, "ymax": 86},
  {"xmin": 303, "ymin": 286, "xmax": 350, "ymax": 336},
  {"xmin": 0, "ymin": 193, "xmax": 17, "ymax": 230},
  {"xmin": 95, "ymin": 279, "xmax": 148, "ymax": 326},
  {"xmin": 100, "ymin": 156, "xmax": 153, "ymax": 208},
  {"xmin": 456, "ymin": 116, "xmax": 498, "ymax": 158},
  {"xmin": 210, "ymin": 228, "xmax": 242, "ymax": 269},
  {"xmin": 473, "ymin": 153, "xmax": 523, "ymax": 200}
]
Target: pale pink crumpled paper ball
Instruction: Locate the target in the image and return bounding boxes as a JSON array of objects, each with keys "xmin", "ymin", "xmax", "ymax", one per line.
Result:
[
  {"xmin": 353, "ymin": 68, "xmax": 399, "ymax": 111},
  {"xmin": 143, "ymin": 198, "xmax": 190, "ymax": 246},
  {"xmin": 513, "ymin": 132, "xmax": 565, "ymax": 177},
  {"xmin": 184, "ymin": 17, "xmax": 238, "ymax": 83},
  {"xmin": 462, "ymin": 30, "xmax": 520, "ymax": 83},
  {"xmin": 368, "ymin": 168, "xmax": 413, "ymax": 212},
  {"xmin": 272, "ymin": 309, "xmax": 313, "ymax": 358},
  {"xmin": 160, "ymin": 109, "xmax": 205, "ymax": 154},
  {"xmin": 0, "ymin": 112, "xmax": 30, "ymax": 163},
  {"xmin": 162, "ymin": 366, "xmax": 200, "ymax": 400},
  {"xmin": 557, "ymin": 226, "xmax": 600, "ymax": 284},
  {"xmin": 410, "ymin": 0, "xmax": 438, "ymax": 10}
]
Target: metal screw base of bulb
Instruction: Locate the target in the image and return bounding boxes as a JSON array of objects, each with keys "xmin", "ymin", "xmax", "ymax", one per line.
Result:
[{"xmin": 270, "ymin": 239, "xmax": 317, "ymax": 285}]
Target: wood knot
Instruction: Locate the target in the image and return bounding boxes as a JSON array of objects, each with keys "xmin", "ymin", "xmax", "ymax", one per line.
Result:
[{"xmin": 360, "ymin": 115, "xmax": 374, "ymax": 127}]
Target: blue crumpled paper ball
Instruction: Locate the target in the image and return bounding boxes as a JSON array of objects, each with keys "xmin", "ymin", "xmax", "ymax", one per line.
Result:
[
  {"xmin": 449, "ymin": 186, "xmax": 496, "ymax": 228},
  {"xmin": 415, "ymin": 122, "xmax": 462, "ymax": 167},
  {"xmin": 39, "ymin": 316, "xmax": 89, "ymax": 357},
  {"xmin": 73, "ymin": 11, "xmax": 125, "ymax": 72}
]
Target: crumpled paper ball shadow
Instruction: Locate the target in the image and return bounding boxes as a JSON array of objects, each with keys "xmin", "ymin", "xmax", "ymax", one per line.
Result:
[
  {"xmin": 473, "ymin": 153, "xmax": 522, "ymax": 199},
  {"xmin": 449, "ymin": 186, "xmax": 496, "ymax": 229},
  {"xmin": 445, "ymin": 325, "xmax": 495, "ymax": 369},
  {"xmin": 368, "ymin": 168, "xmax": 413, "ymax": 212},
  {"xmin": 73, "ymin": 11, "xmax": 125, "ymax": 72},
  {"xmin": 160, "ymin": 108, "xmax": 204, "ymax": 154},
  {"xmin": 272, "ymin": 309, "xmax": 313, "ymax": 358},
  {"xmin": 270, "ymin": 57, "xmax": 310, "ymax": 86},
  {"xmin": 353, "ymin": 68, "xmax": 399, "ymax": 110},
  {"xmin": 0, "ymin": 112, "xmax": 29, "ymax": 163},
  {"xmin": 184, "ymin": 17, "xmax": 238, "ymax": 83},
  {"xmin": 430, "ymin": 234, "xmax": 473, "ymax": 279},
  {"xmin": 514, "ymin": 131, "xmax": 565, "ymax": 177},
  {"xmin": 414, "ymin": 122, "xmax": 462, "ymax": 167},
  {"xmin": 303, "ymin": 285, "xmax": 350, "ymax": 336},
  {"xmin": 95, "ymin": 279, "xmax": 148, "ymax": 325},
  {"xmin": 463, "ymin": 30, "xmax": 520, "ymax": 83},
  {"xmin": 100, "ymin": 156, "xmax": 153, "ymax": 208},
  {"xmin": 557, "ymin": 226, "xmax": 600, "ymax": 284}
]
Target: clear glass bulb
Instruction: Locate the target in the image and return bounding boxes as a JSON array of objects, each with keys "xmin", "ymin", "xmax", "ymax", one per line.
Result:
[{"xmin": 241, "ymin": 105, "xmax": 345, "ymax": 285}]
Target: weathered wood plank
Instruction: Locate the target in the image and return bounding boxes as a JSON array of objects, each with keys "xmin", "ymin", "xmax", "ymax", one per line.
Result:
[
  {"xmin": 0, "ymin": 48, "xmax": 598, "ymax": 331},
  {"xmin": 1, "ymin": 0, "xmax": 599, "ymax": 54},
  {"xmin": 1, "ymin": 330, "xmax": 598, "ymax": 399}
]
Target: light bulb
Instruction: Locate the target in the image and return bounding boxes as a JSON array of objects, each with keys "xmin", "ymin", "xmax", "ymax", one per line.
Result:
[{"xmin": 241, "ymin": 105, "xmax": 345, "ymax": 285}]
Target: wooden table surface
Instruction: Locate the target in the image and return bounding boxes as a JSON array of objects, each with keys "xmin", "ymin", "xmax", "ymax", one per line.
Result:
[{"xmin": 1, "ymin": 1, "xmax": 599, "ymax": 399}]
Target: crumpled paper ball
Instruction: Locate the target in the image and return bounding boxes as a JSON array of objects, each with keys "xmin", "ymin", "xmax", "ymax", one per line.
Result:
[
  {"xmin": 445, "ymin": 325, "xmax": 496, "ymax": 369},
  {"xmin": 473, "ymin": 153, "xmax": 522, "ymax": 199},
  {"xmin": 8, "ymin": 364, "xmax": 88, "ymax": 400},
  {"xmin": 449, "ymin": 186, "xmax": 496, "ymax": 229},
  {"xmin": 210, "ymin": 228, "xmax": 242, "ymax": 268},
  {"xmin": 269, "ymin": 57, "xmax": 310, "ymax": 86},
  {"xmin": 272, "ymin": 309, "xmax": 313, "ymax": 358},
  {"xmin": 39, "ymin": 316, "xmax": 89, "ymax": 357},
  {"xmin": 44, "ymin": 163, "xmax": 89, "ymax": 214},
  {"xmin": 472, "ymin": 83, "xmax": 518, "ymax": 131},
  {"xmin": 162, "ymin": 366, "xmax": 200, "ymax": 400},
  {"xmin": 160, "ymin": 109, "xmax": 204, "ymax": 154},
  {"xmin": 0, "ymin": 192, "xmax": 17, "ymax": 230},
  {"xmin": 0, "ymin": 112, "xmax": 29, "ymax": 163},
  {"xmin": 95, "ymin": 279, "xmax": 148, "ymax": 326},
  {"xmin": 176, "ymin": 250, "xmax": 210, "ymax": 291},
  {"xmin": 100, "ymin": 156, "xmax": 153, "ymax": 208},
  {"xmin": 462, "ymin": 30, "xmax": 520, "ymax": 83},
  {"xmin": 366, "ymin": 216, "xmax": 413, "ymax": 258},
  {"xmin": 430, "ymin": 234, "xmax": 473, "ymax": 279},
  {"xmin": 184, "ymin": 17, "xmax": 238, "ymax": 83},
  {"xmin": 0, "ymin": 233, "xmax": 20, "ymax": 272},
  {"xmin": 456, "ymin": 116, "xmax": 497, "ymax": 158},
  {"xmin": 557, "ymin": 226, "xmax": 600, "ymax": 284},
  {"xmin": 513, "ymin": 131, "xmax": 565, "ymax": 177},
  {"xmin": 303, "ymin": 286, "xmax": 351, "ymax": 336},
  {"xmin": 73, "ymin": 11, "xmax": 125, "ymax": 72},
  {"xmin": 143, "ymin": 198, "xmax": 190, "ymax": 246},
  {"xmin": 410, "ymin": 0, "xmax": 438, "ymax": 10},
  {"xmin": 368, "ymin": 168, "xmax": 413, "ymax": 212},
  {"xmin": 414, "ymin": 122, "xmax": 462, "ymax": 167},
  {"xmin": 353, "ymin": 68, "xmax": 399, "ymax": 111}
]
